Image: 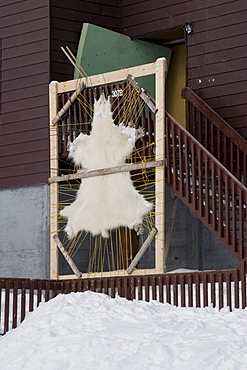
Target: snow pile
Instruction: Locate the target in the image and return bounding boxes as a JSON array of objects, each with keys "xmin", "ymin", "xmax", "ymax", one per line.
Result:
[
  {"xmin": 0, "ymin": 291, "xmax": 45, "ymax": 334},
  {"xmin": 1, "ymin": 291, "xmax": 247, "ymax": 369}
]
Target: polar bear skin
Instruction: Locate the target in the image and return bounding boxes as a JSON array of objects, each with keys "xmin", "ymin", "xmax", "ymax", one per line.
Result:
[{"xmin": 60, "ymin": 93, "xmax": 153, "ymax": 239}]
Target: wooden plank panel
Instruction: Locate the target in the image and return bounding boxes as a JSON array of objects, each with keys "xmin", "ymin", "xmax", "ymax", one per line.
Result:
[
  {"xmin": 121, "ymin": 3, "xmax": 195, "ymax": 26},
  {"xmin": 122, "ymin": 14, "xmax": 186, "ymax": 37},
  {"xmin": 188, "ymin": 34, "xmax": 247, "ymax": 57},
  {"xmin": 216, "ymin": 105, "xmax": 247, "ymax": 120},
  {"xmin": 0, "ymin": 1, "xmax": 49, "ymax": 190},
  {"xmin": 0, "ymin": 139, "xmax": 48, "ymax": 157},
  {"xmin": 0, "ymin": 6, "xmax": 48, "ymax": 28},
  {"xmin": 2, "ymin": 29, "xmax": 48, "ymax": 49},
  {"xmin": 51, "ymin": 18, "xmax": 84, "ymax": 33},
  {"xmin": 0, "ymin": 172, "xmax": 49, "ymax": 189},
  {"xmin": 195, "ymin": 81, "xmax": 247, "ymax": 100},
  {"xmin": 2, "ymin": 51, "xmax": 49, "ymax": 71},
  {"xmin": 1, "ymin": 106, "xmax": 48, "ymax": 124},
  {"xmin": 49, "ymin": 0, "xmax": 120, "ymax": 85},
  {"xmin": 189, "ymin": 22, "xmax": 247, "ymax": 46},
  {"xmin": 51, "ymin": 71, "xmax": 73, "ymax": 83},
  {"xmin": 49, "ymin": 61, "xmax": 74, "ymax": 78},
  {"xmin": 51, "ymin": 17, "xmax": 119, "ymax": 34},
  {"xmin": 122, "ymin": 0, "xmax": 233, "ymax": 15},
  {"xmin": 188, "ymin": 48, "xmax": 247, "ymax": 70},
  {"xmin": 191, "ymin": 9, "xmax": 247, "ymax": 33},
  {"xmin": 2, "ymin": 85, "xmax": 48, "ymax": 103},
  {"xmin": 203, "ymin": 93, "xmax": 247, "ymax": 110},
  {"xmin": 2, "ymin": 40, "xmax": 48, "ymax": 60},
  {"xmin": 122, "ymin": 0, "xmax": 246, "ymax": 24},
  {"xmin": 1, "ymin": 95, "xmax": 48, "ymax": 114},
  {"xmin": 227, "ymin": 118, "xmax": 247, "ymax": 130},
  {"xmin": 2, "ymin": 74, "xmax": 48, "ymax": 93},
  {"xmin": 52, "ymin": 0, "xmax": 117, "ymax": 8},
  {"xmin": 1, "ymin": 128, "xmax": 48, "ymax": 146},
  {"xmin": 193, "ymin": 94, "xmax": 247, "ymax": 119},
  {"xmin": 51, "ymin": 3, "xmax": 119, "ymax": 20},
  {"xmin": 0, "ymin": 151, "xmax": 48, "ymax": 168},
  {"xmin": 51, "ymin": 29, "xmax": 83, "ymax": 44},
  {"xmin": 50, "ymin": 62, "xmax": 75, "ymax": 82},
  {"xmin": 188, "ymin": 63, "xmax": 247, "ymax": 81},
  {"xmin": 2, "ymin": 62, "xmax": 48, "ymax": 81},
  {"xmin": 0, "ymin": 117, "xmax": 48, "ymax": 135},
  {"xmin": 0, "ymin": 1, "xmax": 47, "ymax": 18},
  {"xmin": 1, "ymin": 17, "xmax": 48, "ymax": 38},
  {"xmin": 0, "ymin": 0, "xmax": 23, "ymax": 7},
  {"xmin": 0, "ymin": 161, "xmax": 48, "ymax": 182},
  {"xmin": 122, "ymin": 1, "xmax": 247, "ymax": 37}
]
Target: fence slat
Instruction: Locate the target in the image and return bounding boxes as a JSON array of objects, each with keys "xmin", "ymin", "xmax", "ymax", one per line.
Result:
[
  {"xmin": 179, "ymin": 275, "xmax": 186, "ymax": 307},
  {"xmin": 202, "ymin": 274, "xmax": 208, "ymax": 308},
  {"xmin": 4, "ymin": 280, "xmax": 11, "ymax": 334},
  {"xmin": 12, "ymin": 280, "xmax": 18, "ymax": 329}
]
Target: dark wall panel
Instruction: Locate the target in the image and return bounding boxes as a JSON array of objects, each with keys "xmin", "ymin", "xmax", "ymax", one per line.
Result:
[
  {"xmin": 0, "ymin": 117, "xmax": 48, "ymax": 136},
  {"xmin": 0, "ymin": 172, "xmax": 49, "ymax": 190},
  {"xmin": 0, "ymin": 0, "xmax": 50, "ymax": 189},
  {"xmin": 2, "ymin": 0, "xmax": 245, "ymax": 190},
  {"xmin": 121, "ymin": 0, "xmax": 247, "ymax": 138},
  {"xmin": 0, "ymin": 0, "xmax": 121, "ymax": 190},
  {"xmin": 50, "ymin": 0, "xmax": 120, "ymax": 82}
]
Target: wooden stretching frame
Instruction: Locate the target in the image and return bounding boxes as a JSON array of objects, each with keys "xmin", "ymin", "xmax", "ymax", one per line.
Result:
[{"xmin": 49, "ymin": 58, "xmax": 167, "ymax": 279}]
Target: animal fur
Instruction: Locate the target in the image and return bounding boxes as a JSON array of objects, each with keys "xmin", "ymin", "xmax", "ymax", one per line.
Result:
[{"xmin": 60, "ymin": 93, "xmax": 153, "ymax": 238}]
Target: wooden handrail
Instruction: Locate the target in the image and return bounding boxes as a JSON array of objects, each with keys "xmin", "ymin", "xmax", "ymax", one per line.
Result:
[{"xmin": 181, "ymin": 87, "xmax": 247, "ymax": 155}]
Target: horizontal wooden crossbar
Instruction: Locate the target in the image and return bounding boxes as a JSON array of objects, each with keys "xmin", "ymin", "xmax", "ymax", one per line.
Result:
[
  {"xmin": 49, "ymin": 160, "xmax": 164, "ymax": 183},
  {"xmin": 56, "ymin": 61, "xmax": 157, "ymax": 94}
]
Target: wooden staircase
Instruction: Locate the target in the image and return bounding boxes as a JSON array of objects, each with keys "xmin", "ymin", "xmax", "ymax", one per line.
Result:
[{"xmin": 165, "ymin": 88, "xmax": 247, "ymax": 261}]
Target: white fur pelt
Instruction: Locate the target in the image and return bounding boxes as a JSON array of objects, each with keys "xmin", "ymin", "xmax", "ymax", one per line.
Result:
[{"xmin": 60, "ymin": 93, "xmax": 153, "ymax": 239}]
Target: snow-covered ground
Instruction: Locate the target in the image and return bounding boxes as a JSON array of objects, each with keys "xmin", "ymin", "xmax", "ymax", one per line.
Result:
[{"xmin": 0, "ymin": 291, "xmax": 247, "ymax": 370}]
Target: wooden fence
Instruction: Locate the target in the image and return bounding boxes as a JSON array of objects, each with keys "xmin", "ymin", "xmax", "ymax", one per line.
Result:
[{"xmin": 1, "ymin": 261, "xmax": 247, "ymax": 335}]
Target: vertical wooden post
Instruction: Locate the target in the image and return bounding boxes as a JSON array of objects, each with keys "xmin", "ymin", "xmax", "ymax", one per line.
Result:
[
  {"xmin": 119, "ymin": 227, "xmax": 139, "ymax": 270},
  {"xmin": 155, "ymin": 58, "xmax": 166, "ymax": 274},
  {"xmin": 49, "ymin": 82, "xmax": 59, "ymax": 279}
]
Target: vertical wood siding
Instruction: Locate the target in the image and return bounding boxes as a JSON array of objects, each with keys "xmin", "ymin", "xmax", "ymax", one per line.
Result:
[
  {"xmin": 121, "ymin": 0, "xmax": 247, "ymax": 139},
  {"xmin": 0, "ymin": 0, "xmax": 50, "ymax": 189}
]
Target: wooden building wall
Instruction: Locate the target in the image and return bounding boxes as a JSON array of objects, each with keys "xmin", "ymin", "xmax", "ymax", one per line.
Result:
[
  {"xmin": 121, "ymin": 0, "xmax": 247, "ymax": 139},
  {"xmin": 1, "ymin": 0, "xmax": 246, "ymax": 190},
  {"xmin": 0, "ymin": 0, "xmax": 120, "ymax": 190},
  {"xmin": 0, "ymin": 0, "xmax": 50, "ymax": 189},
  {"xmin": 50, "ymin": 0, "xmax": 121, "ymax": 82}
]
